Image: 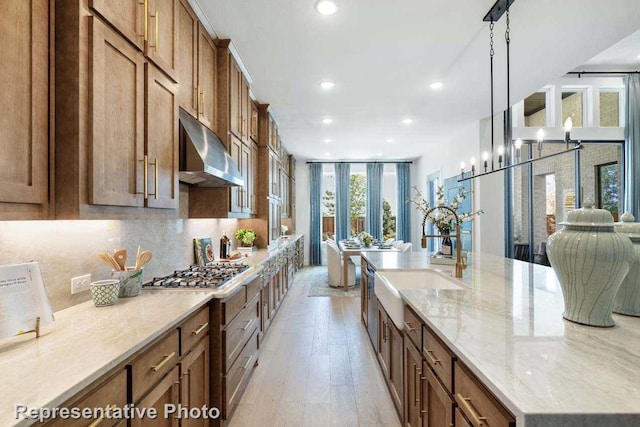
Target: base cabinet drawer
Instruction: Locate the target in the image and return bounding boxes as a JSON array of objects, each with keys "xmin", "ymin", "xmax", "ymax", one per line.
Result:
[
  {"xmin": 223, "ymin": 294, "xmax": 259, "ymax": 372},
  {"xmin": 403, "ymin": 305, "xmax": 423, "ymax": 349},
  {"xmin": 180, "ymin": 306, "xmax": 210, "ymax": 356},
  {"xmin": 46, "ymin": 369, "xmax": 127, "ymax": 427},
  {"xmin": 454, "ymin": 361, "xmax": 515, "ymax": 427},
  {"xmin": 131, "ymin": 329, "xmax": 180, "ymax": 402},
  {"xmin": 422, "ymin": 325, "xmax": 455, "ymax": 393},
  {"xmin": 223, "ymin": 328, "xmax": 258, "ymax": 418}
]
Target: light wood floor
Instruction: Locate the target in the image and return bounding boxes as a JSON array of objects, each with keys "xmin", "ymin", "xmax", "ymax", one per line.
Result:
[{"xmin": 229, "ymin": 267, "xmax": 402, "ymax": 427}]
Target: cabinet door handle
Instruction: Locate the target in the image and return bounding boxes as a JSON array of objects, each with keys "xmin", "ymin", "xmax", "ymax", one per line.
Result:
[
  {"xmin": 425, "ymin": 349, "xmax": 441, "ymax": 366},
  {"xmin": 404, "ymin": 321, "xmax": 416, "ymax": 333},
  {"xmin": 192, "ymin": 322, "xmax": 209, "ymax": 335},
  {"xmin": 149, "ymin": 11, "xmax": 159, "ymax": 51},
  {"xmin": 151, "ymin": 351, "xmax": 175, "ymax": 372},
  {"xmin": 420, "ymin": 375, "xmax": 428, "ymax": 415},
  {"xmin": 240, "ymin": 355, "xmax": 254, "ymax": 370},
  {"xmin": 137, "ymin": 155, "xmax": 149, "ymax": 199},
  {"xmin": 141, "ymin": 0, "xmax": 148, "ymax": 40},
  {"xmin": 152, "ymin": 158, "xmax": 158, "ymax": 200},
  {"xmin": 241, "ymin": 319, "xmax": 254, "ymax": 331},
  {"xmin": 88, "ymin": 404, "xmax": 117, "ymax": 427},
  {"xmin": 456, "ymin": 393, "xmax": 487, "ymax": 426},
  {"xmin": 199, "ymin": 89, "xmax": 205, "ymax": 117},
  {"xmin": 413, "ymin": 364, "xmax": 419, "ymax": 404}
]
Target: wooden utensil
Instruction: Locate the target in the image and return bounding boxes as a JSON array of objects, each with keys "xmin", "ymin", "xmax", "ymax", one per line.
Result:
[
  {"xmin": 99, "ymin": 252, "xmax": 121, "ymax": 271},
  {"xmin": 135, "ymin": 250, "xmax": 153, "ymax": 269},
  {"xmin": 113, "ymin": 249, "xmax": 127, "ymax": 271}
]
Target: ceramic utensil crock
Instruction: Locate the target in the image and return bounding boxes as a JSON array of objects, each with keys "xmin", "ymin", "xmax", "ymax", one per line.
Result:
[{"xmin": 547, "ymin": 198, "xmax": 634, "ymax": 327}]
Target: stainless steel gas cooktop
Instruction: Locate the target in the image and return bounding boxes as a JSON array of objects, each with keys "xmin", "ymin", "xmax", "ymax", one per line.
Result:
[{"xmin": 143, "ymin": 262, "xmax": 250, "ymax": 289}]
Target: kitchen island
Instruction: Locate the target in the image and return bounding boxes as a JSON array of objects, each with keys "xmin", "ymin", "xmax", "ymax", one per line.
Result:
[
  {"xmin": 363, "ymin": 250, "xmax": 640, "ymax": 426},
  {"xmin": 0, "ymin": 235, "xmax": 303, "ymax": 427}
]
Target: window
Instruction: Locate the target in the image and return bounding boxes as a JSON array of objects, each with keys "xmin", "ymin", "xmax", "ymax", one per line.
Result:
[
  {"xmin": 562, "ymin": 90, "xmax": 585, "ymax": 127},
  {"xmin": 524, "ymin": 92, "xmax": 548, "ymax": 127},
  {"xmin": 321, "ymin": 164, "xmax": 335, "ymax": 241},
  {"xmin": 349, "ymin": 164, "xmax": 367, "ymax": 237},
  {"xmin": 599, "ymin": 89, "xmax": 622, "ymax": 127},
  {"xmin": 383, "ymin": 165, "xmax": 397, "ymax": 240},
  {"xmin": 511, "ymin": 142, "xmax": 623, "ymax": 265},
  {"xmin": 597, "ymin": 162, "xmax": 620, "ymax": 220}
]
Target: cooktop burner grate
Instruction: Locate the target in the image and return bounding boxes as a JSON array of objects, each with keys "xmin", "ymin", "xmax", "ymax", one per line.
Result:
[{"xmin": 143, "ymin": 262, "xmax": 250, "ymax": 289}]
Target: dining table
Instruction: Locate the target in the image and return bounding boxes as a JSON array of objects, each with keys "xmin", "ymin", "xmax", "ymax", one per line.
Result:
[{"xmin": 338, "ymin": 240, "xmax": 400, "ymax": 291}]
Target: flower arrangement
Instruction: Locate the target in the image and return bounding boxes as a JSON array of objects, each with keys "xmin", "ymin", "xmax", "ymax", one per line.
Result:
[
  {"xmin": 281, "ymin": 224, "xmax": 289, "ymax": 236},
  {"xmin": 235, "ymin": 229, "xmax": 257, "ymax": 246},
  {"xmin": 357, "ymin": 231, "xmax": 374, "ymax": 246},
  {"xmin": 410, "ymin": 185, "xmax": 483, "ymax": 232}
]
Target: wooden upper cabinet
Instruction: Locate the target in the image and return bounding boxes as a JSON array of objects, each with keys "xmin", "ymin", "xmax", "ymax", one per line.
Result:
[
  {"xmin": 89, "ymin": 0, "xmax": 144, "ymax": 50},
  {"xmin": 197, "ymin": 24, "xmax": 216, "ymax": 131},
  {"xmin": 250, "ymin": 101, "xmax": 259, "ymax": 142},
  {"xmin": 250, "ymin": 141, "xmax": 258, "ymax": 214},
  {"xmin": 240, "ymin": 142, "xmax": 250, "ymax": 213},
  {"xmin": 0, "ymin": 0, "xmax": 49, "ymax": 214},
  {"xmin": 176, "ymin": 0, "xmax": 197, "ymax": 116},
  {"xmin": 241, "ymin": 77, "xmax": 250, "ymax": 142},
  {"xmin": 229, "ymin": 58, "xmax": 242, "ymax": 139},
  {"xmin": 145, "ymin": 64, "xmax": 178, "ymax": 209},
  {"xmin": 229, "ymin": 136, "xmax": 242, "ymax": 213},
  {"xmin": 145, "ymin": 0, "xmax": 178, "ymax": 81},
  {"xmin": 89, "ymin": 17, "xmax": 145, "ymax": 207}
]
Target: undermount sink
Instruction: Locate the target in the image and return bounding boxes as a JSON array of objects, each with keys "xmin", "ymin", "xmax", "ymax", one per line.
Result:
[{"xmin": 374, "ymin": 270, "xmax": 463, "ymax": 330}]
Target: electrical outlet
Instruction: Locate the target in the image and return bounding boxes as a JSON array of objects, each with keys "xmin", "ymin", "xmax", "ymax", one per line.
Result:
[{"xmin": 71, "ymin": 274, "xmax": 92, "ymax": 294}]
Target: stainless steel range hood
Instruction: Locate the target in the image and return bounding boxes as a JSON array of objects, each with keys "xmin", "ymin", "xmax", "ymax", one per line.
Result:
[{"xmin": 179, "ymin": 109, "xmax": 244, "ymax": 187}]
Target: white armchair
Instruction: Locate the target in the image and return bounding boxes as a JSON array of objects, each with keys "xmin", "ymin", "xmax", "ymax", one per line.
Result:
[
  {"xmin": 398, "ymin": 242, "xmax": 412, "ymax": 252},
  {"xmin": 326, "ymin": 240, "xmax": 356, "ymax": 288},
  {"xmin": 391, "ymin": 240, "xmax": 404, "ymax": 248}
]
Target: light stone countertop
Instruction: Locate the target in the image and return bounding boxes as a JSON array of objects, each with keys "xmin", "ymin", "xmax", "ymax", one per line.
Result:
[
  {"xmin": 365, "ymin": 250, "xmax": 640, "ymax": 427},
  {"xmin": 0, "ymin": 234, "xmax": 303, "ymax": 427}
]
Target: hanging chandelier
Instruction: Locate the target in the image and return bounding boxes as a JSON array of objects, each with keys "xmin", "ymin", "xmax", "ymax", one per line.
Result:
[{"xmin": 458, "ymin": 0, "xmax": 583, "ymax": 183}]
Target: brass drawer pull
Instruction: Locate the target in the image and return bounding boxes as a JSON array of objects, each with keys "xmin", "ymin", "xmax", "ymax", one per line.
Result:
[
  {"xmin": 151, "ymin": 351, "xmax": 175, "ymax": 372},
  {"xmin": 88, "ymin": 404, "xmax": 117, "ymax": 427},
  {"xmin": 456, "ymin": 393, "xmax": 487, "ymax": 426},
  {"xmin": 413, "ymin": 364, "xmax": 420, "ymax": 404},
  {"xmin": 425, "ymin": 349, "xmax": 441, "ymax": 365},
  {"xmin": 420, "ymin": 375, "xmax": 428, "ymax": 414},
  {"xmin": 240, "ymin": 355, "xmax": 254, "ymax": 370},
  {"xmin": 404, "ymin": 321, "xmax": 416, "ymax": 333},
  {"xmin": 192, "ymin": 322, "xmax": 209, "ymax": 335},
  {"xmin": 241, "ymin": 319, "xmax": 254, "ymax": 331}
]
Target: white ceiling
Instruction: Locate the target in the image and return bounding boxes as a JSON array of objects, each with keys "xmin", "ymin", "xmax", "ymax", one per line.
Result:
[
  {"xmin": 579, "ymin": 29, "xmax": 640, "ymax": 70},
  {"xmin": 195, "ymin": 0, "xmax": 640, "ymax": 160}
]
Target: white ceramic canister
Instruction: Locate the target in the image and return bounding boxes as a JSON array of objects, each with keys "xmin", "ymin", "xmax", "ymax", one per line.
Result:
[
  {"xmin": 613, "ymin": 212, "xmax": 640, "ymax": 316},
  {"xmin": 547, "ymin": 199, "xmax": 634, "ymax": 327}
]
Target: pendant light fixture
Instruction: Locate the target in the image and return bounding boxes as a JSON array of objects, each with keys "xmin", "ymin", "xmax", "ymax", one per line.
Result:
[{"xmin": 458, "ymin": 0, "xmax": 584, "ymax": 183}]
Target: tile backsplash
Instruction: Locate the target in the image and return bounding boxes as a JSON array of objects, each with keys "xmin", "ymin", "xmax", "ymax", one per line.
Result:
[{"xmin": 0, "ymin": 218, "xmax": 238, "ymax": 311}]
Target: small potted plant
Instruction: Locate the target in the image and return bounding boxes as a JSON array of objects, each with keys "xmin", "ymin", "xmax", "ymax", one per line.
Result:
[{"xmin": 235, "ymin": 229, "xmax": 257, "ymax": 253}]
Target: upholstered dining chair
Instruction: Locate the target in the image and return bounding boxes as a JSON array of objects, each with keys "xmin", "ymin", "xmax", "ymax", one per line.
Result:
[
  {"xmin": 398, "ymin": 242, "xmax": 412, "ymax": 252},
  {"xmin": 326, "ymin": 239, "xmax": 356, "ymax": 288}
]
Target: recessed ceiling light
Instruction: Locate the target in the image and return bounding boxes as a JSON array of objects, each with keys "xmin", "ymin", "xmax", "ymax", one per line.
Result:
[
  {"xmin": 324, "ymin": 152, "xmax": 331, "ymax": 156},
  {"xmin": 386, "ymin": 138, "xmax": 395, "ymax": 143},
  {"xmin": 402, "ymin": 118, "xmax": 413, "ymax": 125},
  {"xmin": 322, "ymin": 118, "xmax": 333, "ymax": 124},
  {"xmin": 324, "ymin": 139, "xmax": 332, "ymax": 143},
  {"xmin": 315, "ymin": 1, "xmax": 338, "ymax": 15},
  {"xmin": 320, "ymin": 81, "xmax": 335, "ymax": 90},
  {"xmin": 377, "ymin": 152, "xmax": 384, "ymax": 156},
  {"xmin": 429, "ymin": 81, "xmax": 444, "ymax": 90}
]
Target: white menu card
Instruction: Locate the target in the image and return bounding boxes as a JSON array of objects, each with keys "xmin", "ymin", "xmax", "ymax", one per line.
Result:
[{"xmin": 0, "ymin": 262, "xmax": 54, "ymax": 340}]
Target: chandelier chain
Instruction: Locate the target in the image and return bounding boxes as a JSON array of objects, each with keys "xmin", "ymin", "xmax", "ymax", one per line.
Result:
[
  {"xmin": 490, "ymin": 21, "xmax": 494, "ymax": 57},
  {"xmin": 505, "ymin": 7, "xmax": 511, "ymax": 43}
]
